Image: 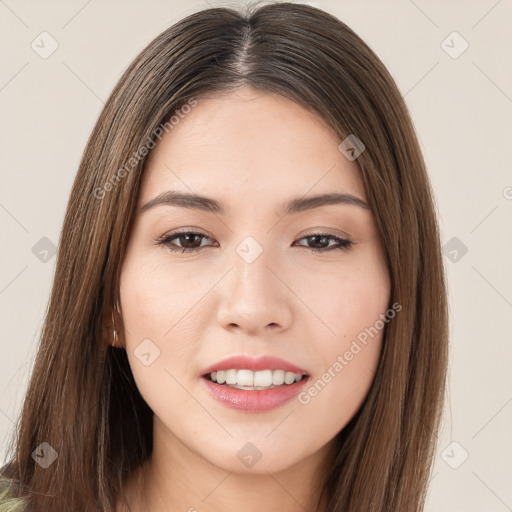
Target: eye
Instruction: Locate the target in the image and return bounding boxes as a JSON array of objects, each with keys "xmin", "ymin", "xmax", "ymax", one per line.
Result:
[
  {"xmin": 293, "ymin": 233, "xmax": 353, "ymax": 253},
  {"xmin": 156, "ymin": 230, "xmax": 216, "ymax": 253},
  {"xmin": 156, "ymin": 230, "xmax": 353, "ymax": 254}
]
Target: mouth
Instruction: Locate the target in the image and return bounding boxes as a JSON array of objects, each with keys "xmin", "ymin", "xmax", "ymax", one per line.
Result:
[
  {"xmin": 199, "ymin": 355, "xmax": 310, "ymax": 412},
  {"xmin": 203, "ymin": 369, "xmax": 308, "ymax": 390}
]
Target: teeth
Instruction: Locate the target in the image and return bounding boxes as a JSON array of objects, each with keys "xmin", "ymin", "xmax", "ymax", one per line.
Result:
[
  {"xmin": 254, "ymin": 369, "xmax": 271, "ymax": 387},
  {"xmin": 272, "ymin": 369, "xmax": 285, "ymax": 385},
  {"xmin": 238, "ymin": 369, "xmax": 255, "ymax": 387},
  {"xmin": 284, "ymin": 372, "xmax": 295, "ymax": 384},
  {"xmin": 207, "ymin": 369, "xmax": 305, "ymax": 389},
  {"xmin": 225, "ymin": 369, "xmax": 237, "ymax": 385}
]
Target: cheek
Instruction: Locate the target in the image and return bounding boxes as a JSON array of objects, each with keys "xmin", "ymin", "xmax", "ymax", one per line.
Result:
[
  {"xmin": 294, "ymin": 250, "xmax": 389, "ymax": 427},
  {"xmin": 298, "ymin": 247, "xmax": 390, "ymax": 342},
  {"xmin": 119, "ymin": 254, "xmax": 203, "ymax": 397},
  {"xmin": 296, "ymin": 335, "xmax": 382, "ymax": 441},
  {"xmin": 120, "ymin": 251, "xmax": 201, "ymax": 341}
]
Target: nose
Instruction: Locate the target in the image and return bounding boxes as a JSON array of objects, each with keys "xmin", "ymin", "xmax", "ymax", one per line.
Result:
[{"xmin": 216, "ymin": 246, "xmax": 293, "ymax": 336}]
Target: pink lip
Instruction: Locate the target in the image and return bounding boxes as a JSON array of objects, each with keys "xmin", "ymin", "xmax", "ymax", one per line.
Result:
[
  {"xmin": 200, "ymin": 355, "xmax": 309, "ymax": 376},
  {"xmin": 201, "ymin": 376, "xmax": 309, "ymax": 413},
  {"xmin": 199, "ymin": 355, "xmax": 310, "ymax": 413}
]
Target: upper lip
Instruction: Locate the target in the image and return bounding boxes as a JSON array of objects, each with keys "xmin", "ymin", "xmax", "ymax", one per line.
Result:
[{"xmin": 200, "ymin": 355, "xmax": 309, "ymax": 377}]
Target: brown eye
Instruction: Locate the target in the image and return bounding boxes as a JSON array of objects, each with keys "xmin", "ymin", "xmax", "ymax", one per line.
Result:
[
  {"xmin": 293, "ymin": 234, "xmax": 353, "ymax": 253},
  {"xmin": 156, "ymin": 231, "xmax": 353, "ymax": 254},
  {"xmin": 157, "ymin": 231, "xmax": 215, "ymax": 253}
]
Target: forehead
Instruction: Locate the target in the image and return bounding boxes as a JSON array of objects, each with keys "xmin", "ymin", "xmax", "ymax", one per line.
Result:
[{"xmin": 140, "ymin": 87, "xmax": 367, "ymax": 208}]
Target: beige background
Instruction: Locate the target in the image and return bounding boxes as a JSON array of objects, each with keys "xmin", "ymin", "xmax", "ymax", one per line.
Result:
[{"xmin": 1, "ymin": 0, "xmax": 511, "ymax": 510}]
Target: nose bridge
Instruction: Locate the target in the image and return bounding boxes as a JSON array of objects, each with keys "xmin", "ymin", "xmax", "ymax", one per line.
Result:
[
  {"xmin": 216, "ymin": 233, "xmax": 292, "ymax": 333},
  {"xmin": 231, "ymin": 233, "xmax": 279, "ymax": 301}
]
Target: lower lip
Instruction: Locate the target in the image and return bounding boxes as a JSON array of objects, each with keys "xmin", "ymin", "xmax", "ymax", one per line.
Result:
[{"xmin": 201, "ymin": 376, "xmax": 309, "ymax": 413}]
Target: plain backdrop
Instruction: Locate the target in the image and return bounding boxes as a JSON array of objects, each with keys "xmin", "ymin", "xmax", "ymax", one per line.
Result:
[{"xmin": 1, "ymin": 1, "xmax": 511, "ymax": 510}]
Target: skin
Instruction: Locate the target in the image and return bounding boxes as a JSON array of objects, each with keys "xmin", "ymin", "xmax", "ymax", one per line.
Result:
[{"xmin": 108, "ymin": 86, "xmax": 391, "ymax": 512}]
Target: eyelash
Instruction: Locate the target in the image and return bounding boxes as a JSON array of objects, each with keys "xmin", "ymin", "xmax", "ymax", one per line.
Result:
[{"xmin": 155, "ymin": 230, "xmax": 353, "ymax": 254}]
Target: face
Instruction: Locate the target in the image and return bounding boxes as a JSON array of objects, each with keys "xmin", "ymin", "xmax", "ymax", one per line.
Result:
[{"xmin": 118, "ymin": 86, "xmax": 390, "ymax": 475}]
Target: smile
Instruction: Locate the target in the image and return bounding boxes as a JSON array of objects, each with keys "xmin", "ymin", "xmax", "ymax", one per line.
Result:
[
  {"xmin": 200, "ymin": 355, "xmax": 310, "ymax": 413},
  {"xmin": 207, "ymin": 369, "xmax": 305, "ymax": 389}
]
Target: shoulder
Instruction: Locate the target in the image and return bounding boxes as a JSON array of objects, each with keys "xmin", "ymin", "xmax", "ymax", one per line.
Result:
[
  {"xmin": 0, "ymin": 474, "xmax": 28, "ymax": 512},
  {"xmin": 0, "ymin": 473, "xmax": 12, "ymax": 497}
]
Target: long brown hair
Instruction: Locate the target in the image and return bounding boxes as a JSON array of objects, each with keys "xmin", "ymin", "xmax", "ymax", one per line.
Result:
[{"xmin": 1, "ymin": 2, "xmax": 448, "ymax": 510}]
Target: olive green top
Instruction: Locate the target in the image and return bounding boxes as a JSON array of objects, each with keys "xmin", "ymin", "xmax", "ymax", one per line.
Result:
[{"xmin": 0, "ymin": 476, "xmax": 28, "ymax": 512}]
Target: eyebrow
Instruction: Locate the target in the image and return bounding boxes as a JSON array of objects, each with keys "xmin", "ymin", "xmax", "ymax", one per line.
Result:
[{"xmin": 139, "ymin": 190, "xmax": 370, "ymax": 216}]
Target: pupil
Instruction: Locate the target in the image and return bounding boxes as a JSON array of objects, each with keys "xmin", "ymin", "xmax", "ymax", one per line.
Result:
[
  {"xmin": 310, "ymin": 235, "xmax": 326, "ymax": 248},
  {"xmin": 183, "ymin": 234, "xmax": 199, "ymax": 247}
]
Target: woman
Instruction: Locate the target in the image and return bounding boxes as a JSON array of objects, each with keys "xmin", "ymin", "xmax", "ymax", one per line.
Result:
[{"xmin": 0, "ymin": 2, "xmax": 448, "ymax": 511}]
